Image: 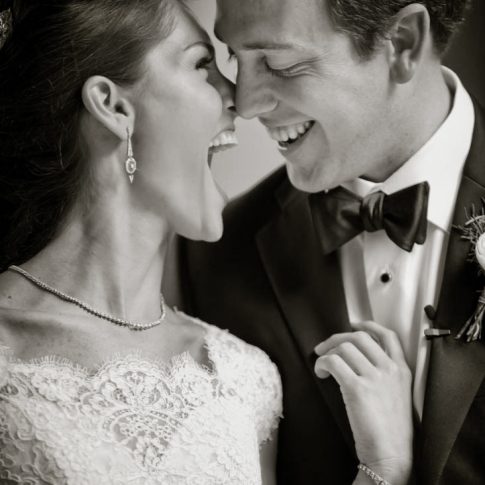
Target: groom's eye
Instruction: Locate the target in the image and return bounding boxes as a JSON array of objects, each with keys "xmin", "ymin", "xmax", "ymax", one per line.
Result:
[
  {"xmin": 264, "ymin": 57, "xmax": 310, "ymax": 78},
  {"xmin": 264, "ymin": 60, "xmax": 298, "ymax": 78}
]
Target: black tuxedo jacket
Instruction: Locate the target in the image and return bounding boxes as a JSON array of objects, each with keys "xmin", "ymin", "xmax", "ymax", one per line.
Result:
[{"xmin": 180, "ymin": 102, "xmax": 485, "ymax": 485}]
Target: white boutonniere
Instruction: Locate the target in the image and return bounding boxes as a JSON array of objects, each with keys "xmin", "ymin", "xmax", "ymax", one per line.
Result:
[{"xmin": 455, "ymin": 203, "xmax": 485, "ymax": 342}]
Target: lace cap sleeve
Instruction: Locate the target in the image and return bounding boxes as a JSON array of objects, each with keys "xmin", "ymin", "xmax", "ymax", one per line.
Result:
[
  {"xmin": 248, "ymin": 346, "xmax": 283, "ymax": 445},
  {"xmin": 208, "ymin": 326, "xmax": 283, "ymax": 446}
]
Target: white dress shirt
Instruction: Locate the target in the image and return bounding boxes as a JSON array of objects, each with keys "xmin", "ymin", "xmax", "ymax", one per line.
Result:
[{"xmin": 339, "ymin": 68, "xmax": 475, "ymax": 420}]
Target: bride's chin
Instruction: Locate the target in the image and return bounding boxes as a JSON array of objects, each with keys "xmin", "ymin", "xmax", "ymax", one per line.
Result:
[
  {"xmin": 198, "ymin": 213, "xmax": 224, "ymax": 242},
  {"xmin": 180, "ymin": 206, "xmax": 225, "ymax": 243},
  {"xmin": 201, "ymin": 186, "xmax": 228, "ymax": 242},
  {"xmin": 202, "ymin": 226, "xmax": 224, "ymax": 243}
]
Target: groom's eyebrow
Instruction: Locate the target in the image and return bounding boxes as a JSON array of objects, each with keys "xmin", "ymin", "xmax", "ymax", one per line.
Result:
[
  {"xmin": 214, "ymin": 29, "xmax": 299, "ymax": 51},
  {"xmin": 240, "ymin": 41, "xmax": 297, "ymax": 51}
]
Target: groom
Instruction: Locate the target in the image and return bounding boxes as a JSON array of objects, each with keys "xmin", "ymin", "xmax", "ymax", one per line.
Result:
[{"xmin": 179, "ymin": 0, "xmax": 485, "ymax": 483}]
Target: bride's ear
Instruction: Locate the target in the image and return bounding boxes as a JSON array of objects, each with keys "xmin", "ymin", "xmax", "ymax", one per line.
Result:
[{"xmin": 81, "ymin": 76, "xmax": 135, "ymax": 140}]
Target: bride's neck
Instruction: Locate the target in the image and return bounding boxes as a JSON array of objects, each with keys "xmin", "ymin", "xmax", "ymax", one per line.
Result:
[{"xmin": 19, "ymin": 184, "xmax": 171, "ymax": 322}]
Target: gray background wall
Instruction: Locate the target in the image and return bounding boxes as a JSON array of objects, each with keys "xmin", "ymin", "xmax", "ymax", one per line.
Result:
[
  {"xmin": 445, "ymin": 0, "xmax": 485, "ymax": 107},
  {"xmin": 191, "ymin": 0, "xmax": 485, "ymax": 199}
]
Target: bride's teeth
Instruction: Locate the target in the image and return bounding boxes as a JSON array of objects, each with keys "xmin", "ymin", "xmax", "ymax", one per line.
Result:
[{"xmin": 209, "ymin": 130, "xmax": 238, "ymax": 152}]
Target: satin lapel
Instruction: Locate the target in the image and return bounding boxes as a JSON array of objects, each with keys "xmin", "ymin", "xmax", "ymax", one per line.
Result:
[
  {"xmin": 256, "ymin": 180, "xmax": 355, "ymax": 452},
  {"xmin": 420, "ymin": 103, "xmax": 485, "ymax": 484}
]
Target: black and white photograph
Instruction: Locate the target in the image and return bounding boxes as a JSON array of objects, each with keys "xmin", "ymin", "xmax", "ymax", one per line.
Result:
[{"xmin": 0, "ymin": 1, "xmax": 484, "ymax": 484}]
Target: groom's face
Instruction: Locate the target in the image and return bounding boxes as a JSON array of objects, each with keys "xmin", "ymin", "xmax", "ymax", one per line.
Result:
[{"xmin": 216, "ymin": 0, "xmax": 396, "ymax": 193}]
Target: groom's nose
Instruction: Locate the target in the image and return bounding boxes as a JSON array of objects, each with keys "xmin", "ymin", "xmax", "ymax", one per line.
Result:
[{"xmin": 235, "ymin": 69, "xmax": 277, "ymax": 120}]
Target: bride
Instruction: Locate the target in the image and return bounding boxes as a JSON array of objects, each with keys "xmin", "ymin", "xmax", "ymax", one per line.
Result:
[
  {"xmin": 0, "ymin": 1, "xmax": 280, "ymax": 483},
  {"xmin": 0, "ymin": 1, "xmax": 413, "ymax": 484}
]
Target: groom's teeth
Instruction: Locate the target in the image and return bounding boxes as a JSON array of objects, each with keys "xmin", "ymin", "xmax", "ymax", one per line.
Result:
[
  {"xmin": 267, "ymin": 121, "xmax": 314, "ymax": 144},
  {"xmin": 288, "ymin": 127, "xmax": 299, "ymax": 140},
  {"xmin": 279, "ymin": 129, "xmax": 289, "ymax": 142},
  {"xmin": 209, "ymin": 130, "xmax": 238, "ymax": 152}
]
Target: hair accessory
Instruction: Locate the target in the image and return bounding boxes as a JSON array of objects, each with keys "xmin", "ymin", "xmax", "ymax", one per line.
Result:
[
  {"xmin": 0, "ymin": 2, "xmax": 12, "ymax": 50},
  {"xmin": 125, "ymin": 127, "xmax": 137, "ymax": 184},
  {"xmin": 8, "ymin": 265, "xmax": 166, "ymax": 331},
  {"xmin": 357, "ymin": 464, "xmax": 391, "ymax": 485}
]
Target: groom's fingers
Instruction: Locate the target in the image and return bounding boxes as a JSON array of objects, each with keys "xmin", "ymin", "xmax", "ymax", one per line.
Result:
[
  {"xmin": 325, "ymin": 342, "xmax": 376, "ymax": 377},
  {"xmin": 314, "ymin": 353, "xmax": 356, "ymax": 382},
  {"xmin": 314, "ymin": 329, "xmax": 388, "ymax": 367},
  {"xmin": 352, "ymin": 321, "xmax": 407, "ymax": 365}
]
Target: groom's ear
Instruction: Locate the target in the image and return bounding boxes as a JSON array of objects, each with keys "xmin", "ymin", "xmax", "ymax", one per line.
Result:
[
  {"xmin": 386, "ymin": 4, "xmax": 432, "ymax": 84},
  {"xmin": 81, "ymin": 76, "xmax": 135, "ymax": 140}
]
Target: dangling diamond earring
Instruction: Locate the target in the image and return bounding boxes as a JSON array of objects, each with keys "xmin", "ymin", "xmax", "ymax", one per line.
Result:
[{"xmin": 125, "ymin": 127, "xmax": 137, "ymax": 184}]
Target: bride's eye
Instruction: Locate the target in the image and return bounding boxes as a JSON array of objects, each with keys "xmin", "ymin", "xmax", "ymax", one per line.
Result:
[{"xmin": 196, "ymin": 48, "xmax": 215, "ymax": 71}]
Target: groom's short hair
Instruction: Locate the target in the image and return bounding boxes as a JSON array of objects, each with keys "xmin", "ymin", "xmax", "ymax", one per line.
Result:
[{"xmin": 325, "ymin": 0, "xmax": 471, "ymax": 58}]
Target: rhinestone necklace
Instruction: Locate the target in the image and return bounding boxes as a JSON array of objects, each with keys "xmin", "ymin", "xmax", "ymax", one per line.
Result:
[{"xmin": 8, "ymin": 265, "xmax": 166, "ymax": 331}]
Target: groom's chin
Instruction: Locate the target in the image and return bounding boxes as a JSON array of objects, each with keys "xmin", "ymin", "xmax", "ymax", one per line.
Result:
[{"xmin": 286, "ymin": 162, "xmax": 339, "ymax": 194}]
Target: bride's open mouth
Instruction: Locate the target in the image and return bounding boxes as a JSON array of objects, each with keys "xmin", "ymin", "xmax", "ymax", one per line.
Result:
[{"xmin": 207, "ymin": 130, "xmax": 238, "ymax": 166}]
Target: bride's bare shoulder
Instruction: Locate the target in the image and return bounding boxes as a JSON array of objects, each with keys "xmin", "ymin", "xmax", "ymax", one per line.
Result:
[{"xmin": 0, "ymin": 307, "xmax": 33, "ymax": 357}]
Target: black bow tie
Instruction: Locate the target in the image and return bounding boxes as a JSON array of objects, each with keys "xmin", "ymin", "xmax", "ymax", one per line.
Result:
[{"xmin": 309, "ymin": 182, "xmax": 430, "ymax": 254}]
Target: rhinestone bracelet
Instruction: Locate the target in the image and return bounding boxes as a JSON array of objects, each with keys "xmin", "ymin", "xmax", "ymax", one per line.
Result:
[{"xmin": 357, "ymin": 464, "xmax": 391, "ymax": 485}]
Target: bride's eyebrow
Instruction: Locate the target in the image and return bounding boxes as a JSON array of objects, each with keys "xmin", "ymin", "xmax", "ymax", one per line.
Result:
[{"xmin": 184, "ymin": 41, "xmax": 215, "ymax": 54}]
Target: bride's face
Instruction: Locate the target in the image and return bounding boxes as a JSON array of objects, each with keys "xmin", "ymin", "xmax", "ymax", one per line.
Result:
[{"xmin": 132, "ymin": 4, "xmax": 236, "ymax": 242}]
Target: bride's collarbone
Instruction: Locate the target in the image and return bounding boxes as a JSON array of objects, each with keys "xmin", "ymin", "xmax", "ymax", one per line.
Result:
[{"xmin": 0, "ymin": 308, "xmax": 210, "ymax": 372}]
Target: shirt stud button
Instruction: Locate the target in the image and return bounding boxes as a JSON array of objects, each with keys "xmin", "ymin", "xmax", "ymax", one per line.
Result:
[{"xmin": 380, "ymin": 272, "xmax": 392, "ymax": 283}]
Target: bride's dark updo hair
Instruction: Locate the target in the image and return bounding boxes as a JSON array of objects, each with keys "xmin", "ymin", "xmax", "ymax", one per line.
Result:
[{"xmin": 0, "ymin": 0, "xmax": 178, "ymax": 271}]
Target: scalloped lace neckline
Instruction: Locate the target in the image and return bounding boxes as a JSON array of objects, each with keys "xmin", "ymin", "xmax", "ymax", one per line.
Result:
[
  {"xmin": 0, "ymin": 310, "xmax": 217, "ymax": 378},
  {"xmin": 0, "ymin": 312, "xmax": 283, "ymax": 485}
]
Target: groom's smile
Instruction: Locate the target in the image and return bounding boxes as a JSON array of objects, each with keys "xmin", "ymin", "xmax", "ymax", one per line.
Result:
[
  {"xmin": 265, "ymin": 120, "xmax": 314, "ymax": 147},
  {"xmin": 216, "ymin": 0, "xmax": 412, "ymax": 194}
]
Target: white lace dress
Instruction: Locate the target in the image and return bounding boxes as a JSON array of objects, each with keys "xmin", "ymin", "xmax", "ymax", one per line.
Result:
[{"xmin": 0, "ymin": 316, "xmax": 282, "ymax": 485}]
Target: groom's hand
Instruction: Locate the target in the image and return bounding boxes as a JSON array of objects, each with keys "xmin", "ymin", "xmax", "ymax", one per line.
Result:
[{"xmin": 314, "ymin": 321, "xmax": 413, "ymax": 485}]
